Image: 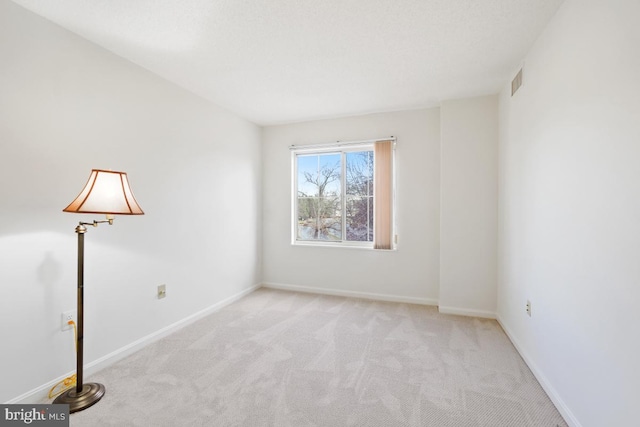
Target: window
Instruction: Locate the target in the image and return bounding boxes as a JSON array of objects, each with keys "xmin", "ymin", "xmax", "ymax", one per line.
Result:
[{"xmin": 291, "ymin": 139, "xmax": 395, "ymax": 249}]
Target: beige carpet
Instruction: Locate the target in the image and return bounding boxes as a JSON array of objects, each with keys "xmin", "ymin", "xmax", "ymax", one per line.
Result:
[{"xmin": 64, "ymin": 288, "xmax": 567, "ymax": 426}]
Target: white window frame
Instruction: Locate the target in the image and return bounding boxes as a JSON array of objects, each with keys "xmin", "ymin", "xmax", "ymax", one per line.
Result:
[{"xmin": 290, "ymin": 139, "xmax": 396, "ymax": 249}]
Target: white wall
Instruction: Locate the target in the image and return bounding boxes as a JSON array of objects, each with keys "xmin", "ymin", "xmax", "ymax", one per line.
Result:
[
  {"xmin": 262, "ymin": 109, "xmax": 441, "ymax": 304},
  {"xmin": 497, "ymin": 0, "xmax": 640, "ymax": 426},
  {"xmin": 440, "ymin": 96, "xmax": 498, "ymax": 318},
  {"xmin": 0, "ymin": 2, "xmax": 262, "ymax": 403}
]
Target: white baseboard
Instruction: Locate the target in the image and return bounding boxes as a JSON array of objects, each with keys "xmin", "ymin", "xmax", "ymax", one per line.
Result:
[
  {"xmin": 438, "ymin": 305, "xmax": 496, "ymax": 319},
  {"xmin": 261, "ymin": 282, "xmax": 438, "ymax": 306},
  {"xmin": 7, "ymin": 284, "xmax": 261, "ymax": 405},
  {"xmin": 496, "ymin": 315, "xmax": 581, "ymax": 427}
]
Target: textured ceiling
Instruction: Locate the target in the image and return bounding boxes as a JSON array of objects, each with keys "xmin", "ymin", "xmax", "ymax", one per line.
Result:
[{"xmin": 11, "ymin": 0, "xmax": 564, "ymax": 125}]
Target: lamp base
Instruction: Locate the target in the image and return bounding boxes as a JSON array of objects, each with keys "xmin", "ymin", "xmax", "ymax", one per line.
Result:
[{"xmin": 53, "ymin": 382, "xmax": 105, "ymax": 413}]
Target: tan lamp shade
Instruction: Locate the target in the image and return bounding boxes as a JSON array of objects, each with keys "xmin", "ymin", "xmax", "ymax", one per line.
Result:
[{"xmin": 63, "ymin": 169, "xmax": 144, "ymax": 215}]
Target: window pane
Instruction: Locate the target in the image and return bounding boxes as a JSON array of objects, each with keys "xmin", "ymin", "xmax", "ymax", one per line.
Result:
[
  {"xmin": 346, "ymin": 196, "xmax": 373, "ymax": 241},
  {"xmin": 296, "ymin": 196, "xmax": 317, "ymax": 239},
  {"xmin": 297, "ymin": 153, "xmax": 342, "ymax": 241},
  {"xmin": 297, "ymin": 197, "xmax": 342, "ymax": 240},
  {"xmin": 346, "ymin": 151, "xmax": 373, "ymax": 197},
  {"xmin": 297, "ymin": 154, "xmax": 341, "ymax": 197},
  {"xmin": 346, "ymin": 151, "xmax": 373, "ymax": 241}
]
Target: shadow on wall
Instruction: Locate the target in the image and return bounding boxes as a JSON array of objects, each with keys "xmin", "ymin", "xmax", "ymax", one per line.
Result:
[{"xmin": 38, "ymin": 251, "xmax": 62, "ymax": 286}]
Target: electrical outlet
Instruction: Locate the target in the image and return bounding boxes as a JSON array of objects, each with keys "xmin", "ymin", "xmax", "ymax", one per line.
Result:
[
  {"xmin": 157, "ymin": 284, "xmax": 166, "ymax": 299},
  {"xmin": 61, "ymin": 310, "xmax": 76, "ymax": 331},
  {"xmin": 526, "ymin": 300, "xmax": 532, "ymax": 317}
]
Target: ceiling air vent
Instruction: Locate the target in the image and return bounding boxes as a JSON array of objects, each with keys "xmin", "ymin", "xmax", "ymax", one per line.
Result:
[{"xmin": 511, "ymin": 68, "xmax": 523, "ymax": 96}]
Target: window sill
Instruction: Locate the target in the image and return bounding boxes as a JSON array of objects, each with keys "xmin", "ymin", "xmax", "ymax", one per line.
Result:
[{"xmin": 292, "ymin": 241, "xmax": 397, "ymax": 251}]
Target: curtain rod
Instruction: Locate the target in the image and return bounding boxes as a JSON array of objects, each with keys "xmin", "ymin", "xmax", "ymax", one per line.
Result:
[{"xmin": 290, "ymin": 137, "xmax": 396, "ymax": 150}]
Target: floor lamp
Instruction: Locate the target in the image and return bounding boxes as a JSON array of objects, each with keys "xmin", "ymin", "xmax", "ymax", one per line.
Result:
[{"xmin": 54, "ymin": 169, "xmax": 144, "ymax": 413}]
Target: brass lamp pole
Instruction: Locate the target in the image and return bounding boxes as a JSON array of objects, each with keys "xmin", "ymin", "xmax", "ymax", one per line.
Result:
[{"xmin": 54, "ymin": 169, "xmax": 144, "ymax": 413}]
